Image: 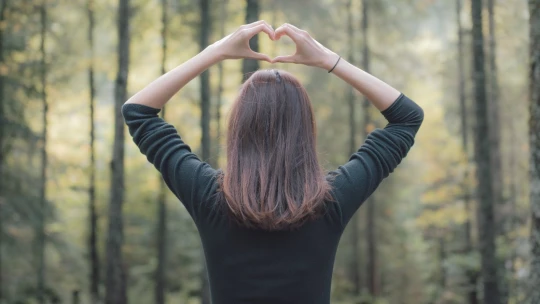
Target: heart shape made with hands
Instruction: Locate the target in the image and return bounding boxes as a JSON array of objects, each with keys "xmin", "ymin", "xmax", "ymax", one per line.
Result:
[{"xmin": 220, "ymin": 21, "xmax": 336, "ymax": 70}]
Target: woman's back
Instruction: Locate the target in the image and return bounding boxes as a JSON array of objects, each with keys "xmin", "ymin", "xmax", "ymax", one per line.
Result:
[
  {"xmin": 122, "ymin": 21, "xmax": 423, "ymax": 303},
  {"xmin": 123, "ymin": 92, "xmax": 423, "ymax": 303}
]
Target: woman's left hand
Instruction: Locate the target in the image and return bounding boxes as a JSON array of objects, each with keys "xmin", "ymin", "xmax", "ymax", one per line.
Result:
[{"xmin": 210, "ymin": 20, "xmax": 274, "ymax": 62}]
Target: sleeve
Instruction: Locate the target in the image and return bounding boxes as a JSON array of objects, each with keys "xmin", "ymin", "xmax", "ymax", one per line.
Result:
[
  {"xmin": 122, "ymin": 103, "xmax": 218, "ymax": 221},
  {"xmin": 328, "ymin": 94, "xmax": 424, "ymax": 228}
]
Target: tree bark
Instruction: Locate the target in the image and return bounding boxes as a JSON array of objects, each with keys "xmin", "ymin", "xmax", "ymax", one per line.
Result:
[
  {"xmin": 486, "ymin": 1, "xmax": 508, "ymax": 301},
  {"xmin": 346, "ymin": 0, "xmax": 361, "ymax": 297},
  {"xmin": 72, "ymin": 290, "xmax": 80, "ymax": 304},
  {"xmin": 199, "ymin": 1, "xmax": 212, "ymax": 303},
  {"xmin": 0, "ymin": 1, "xmax": 7, "ymax": 301},
  {"xmin": 241, "ymin": 0, "xmax": 259, "ymax": 81},
  {"xmin": 105, "ymin": 0, "xmax": 130, "ymax": 303},
  {"xmin": 199, "ymin": 0, "xmax": 211, "ymax": 163},
  {"xmin": 362, "ymin": 0, "xmax": 377, "ymax": 297},
  {"xmin": 470, "ymin": 0, "xmax": 500, "ymax": 303},
  {"xmin": 215, "ymin": 0, "xmax": 227, "ymax": 167},
  {"xmin": 37, "ymin": 2, "xmax": 48, "ymax": 303},
  {"xmin": 486, "ymin": 0, "xmax": 503, "ymax": 216},
  {"xmin": 155, "ymin": 0, "xmax": 168, "ymax": 303},
  {"xmin": 457, "ymin": 1, "xmax": 479, "ymax": 303},
  {"xmin": 528, "ymin": 0, "xmax": 540, "ymax": 302},
  {"xmin": 87, "ymin": 0, "xmax": 100, "ymax": 302},
  {"xmin": 439, "ymin": 238, "xmax": 446, "ymax": 290}
]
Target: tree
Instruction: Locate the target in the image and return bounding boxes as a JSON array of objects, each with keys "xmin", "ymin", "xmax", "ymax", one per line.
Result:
[
  {"xmin": 470, "ymin": 0, "xmax": 500, "ymax": 303},
  {"xmin": 361, "ymin": 0, "xmax": 378, "ymax": 297},
  {"xmin": 37, "ymin": 1, "xmax": 48, "ymax": 302},
  {"xmin": 345, "ymin": 0, "xmax": 361, "ymax": 297},
  {"xmin": 199, "ymin": 0, "xmax": 211, "ymax": 163},
  {"xmin": 199, "ymin": 0, "xmax": 211, "ymax": 303},
  {"xmin": 0, "ymin": 0, "xmax": 6, "ymax": 301},
  {"xmin": 155, "ymin": 0, "xmax": 169, "ymax": 303},
  {"xmin": 215, "ymin": 0, "xmax": 228, "ymax": 166},
  {"xmin": 105, "ymin": 0, "xmax": 130, "ymax": 302},
  {"xmin": 456, "ymin": 0, "xmax": 478, "ymax": 303},
  {"xmin": 241, "ymin": 0, "xmax": 259, "ymax": 81},
  {"xmin": 486, "ymin": 0, "xmax": 508, "ymax": 301},
  {"xmin": 87, "ymin": 0, "xmax": 99, "ymax": 302},
  {"xmin": 528, "ymin": 0, "xmax": 540, "ymax": 302}
]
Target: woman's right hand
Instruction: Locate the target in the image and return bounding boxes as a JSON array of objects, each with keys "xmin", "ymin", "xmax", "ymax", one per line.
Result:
[
  {"xmin": 211, "ymin": 20, "xmax": 274, "ymax": 62},
  {"xmin": 271, "ymin": 23, "xmax": 339, "ymax": 71}
]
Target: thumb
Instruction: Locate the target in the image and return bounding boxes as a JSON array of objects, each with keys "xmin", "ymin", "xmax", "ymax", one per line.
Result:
[{"xmin": 271, "ymin": 55, "xmax": 297, "ymax": 64}]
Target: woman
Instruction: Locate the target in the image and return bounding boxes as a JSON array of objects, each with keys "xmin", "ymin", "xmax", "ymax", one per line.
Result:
[{"xmin": 123, "ymin": 21, "xmax": 423, "ymax": 304}]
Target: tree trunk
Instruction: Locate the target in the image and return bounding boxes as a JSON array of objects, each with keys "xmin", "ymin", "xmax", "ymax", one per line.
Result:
[
  {"xmin": 215, "ymin": 0, "xmax": 227, "ymax": 167},
  {"xmin": 241, "ymin": 0, "xmax": 259, "ymax": 81},
  {"xmin": 528, "ymin": 0, "xmax": 540, "ymax": 302},
  {"xmin": 199, "ymin": 0, "xmax": 211, "ymax": 163},
  {"xmin": 362, "ymin": 0, "xmax": 377, "ymax": 297},
  {"xmin": 486, "ymin": 0, "xmax": 503, "ymax": 217},
  {"xmin": 87, "ymin": 0, "xmax": 100, "ymax": 302},
  {"xmin": 105, "ymin": 0, "xmax": 130, "ymax": 303},
  {"xmin": 72, "ymin": 290, "xmax": 80, "ymax": 304},
  {"xmin": 486, "ymin": 1, "xmax": 508, "ymax": 301},
  {"xmin": 37, "ymin": 2, "xmax": 48, "ymax": 303},
  {"xmin": 0, "ymin": 1, "xmax": 7, "ymax": 301},
  {"xmin": 199, "ymin": 1, "xmax": 212, "ymax": 303},
  {"xmin": 457, "ymin": 1, "xmax": 479, "ymax": 303},
  {"xmin": 155, "ymin": 0, "xmax": 168, "ymax": 303},
  {"xmin": 470, "ymin": 0, "xmax": 500, "ymax": 303},
  {"xmin": 346, "ymin": 0, "xmax": 361, "ymax": 297},
  {"xmin": 439, "ymin": 238, "xmax": 446, "ymax": 290}
]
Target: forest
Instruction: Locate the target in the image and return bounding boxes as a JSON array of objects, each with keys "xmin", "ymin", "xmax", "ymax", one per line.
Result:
[{"xmin": 1, "ymin": 0, "xmax": 539, "ymax": 303}]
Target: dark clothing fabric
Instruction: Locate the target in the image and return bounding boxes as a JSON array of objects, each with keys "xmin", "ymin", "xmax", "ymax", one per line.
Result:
[{"xmin": 122, "ymin": 93, "xmax": 424, "ymax": 304}]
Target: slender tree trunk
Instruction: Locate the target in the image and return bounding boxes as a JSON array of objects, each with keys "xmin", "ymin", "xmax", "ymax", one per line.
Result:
[
  {"xmin": 87, "ymin": 0, "xmax": 100, "ymax": 302},
  {"xmin": 215, "ymin": 0, "xmax": 227, "ymax": 167},
  {"xmin": 346, "ymin": 0, "xmax": 360, "ymax": 296},
  {"xmin": 199, "ymin": 0, "xmax": 211, "ymax": 163},
  {"xmin": 507, "ymin": 104, "xmax": 518, "ymax": 299},
  {"xmin": 362, "ymin": 0, "xmax": 377, "ymax": 297},
  {"xmin": 155, "ymin": 1, "xmax": 168, "ymax": 303},
  {"xmin": 0, "ymin": 1, "xmax": 7, "ymax": 301},
  {"xmin": 486, "ymin": 1, "xmax": 508, "ymax": 301},
  {"xmin": 471, "ymin": 0, "xmax": 500, "ymax": 303},
  {"xmin": 439, "ymin": 238, "xmax": 446, "ymax": 290},
  {"xmin": 199, "ymin": 1, "xmax": 212, "ymax": 303},
  {"xmin": 486, "ymin": 0, "xmax": 503, "ymax": 214},
  {"xmin": 37, "ymin": 2, "xmax": 48, "ymax": 303},
  {"xmin": 72, "ymin": 290, "xmax": 80, "ymax": 304},
  {"xmin": 241, "ymin": 0, "xmax": 259, "ymax": 81},
  {"xmin": 528, "ymin": 0, "xmax": 540, "ymax": 302},
  {"xmin": 105, "ymin": 0, "xmax": 130, "ymax": 303},
  {"xmin": 457, "ymin": 1, "xmax": 479, "ymax": 303}
]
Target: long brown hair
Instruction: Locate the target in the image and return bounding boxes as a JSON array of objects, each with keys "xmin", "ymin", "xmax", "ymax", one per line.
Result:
[{"xmin": 218, "ymin": 69, "xmax": 333, "ymax": 231}]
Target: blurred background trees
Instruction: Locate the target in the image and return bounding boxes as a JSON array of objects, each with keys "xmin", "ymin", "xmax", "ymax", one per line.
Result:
[{"xmin": 0, "ymin": 0, "xmax": 537, "ymax": 303}]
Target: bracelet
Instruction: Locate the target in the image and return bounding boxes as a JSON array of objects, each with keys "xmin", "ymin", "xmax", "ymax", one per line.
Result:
[{"xmin": 328, "ymin": 56, "xmax": 341, "ymax": 73}]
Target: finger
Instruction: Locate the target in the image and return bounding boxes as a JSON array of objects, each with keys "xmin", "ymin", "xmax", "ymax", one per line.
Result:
[
  {"xmin": 284, "ymin": 23, "xmax": 304, "ymax": 33},
  {"xmin": 244, "ymin": 20, "xmax": 271, "ymax": 30},
  {"xmin": 250, "ymin": 51, "xmax": 272, "ymax": 63},
  {"xmin": 244, "ymin": 23, "xmax": 275, "ymax": 40},
  {"xmin": 271, "ymin": 55, "xmax": 297, "ymax": 64},
  {"xmin": 274, "ymin": 24, "xmax": 301, "ymax": 42}
]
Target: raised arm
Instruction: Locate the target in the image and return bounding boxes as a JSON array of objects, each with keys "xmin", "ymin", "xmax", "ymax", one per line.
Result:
[
  {"xmin": 123, "ymin": 21, "xmax": 274, "ymax": 220},
  {"xmin": 272, "ymin": 23, "xmax": 424, "ymax": 227},
  {"xmin": 125, "ymin": 20, "xmax": 274, "ymax": 108}
]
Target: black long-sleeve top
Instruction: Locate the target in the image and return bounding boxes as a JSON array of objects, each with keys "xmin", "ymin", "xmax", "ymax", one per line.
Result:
[{"xmin": 122, "ymin": 93, "xmax": 424, "ymax": 304}]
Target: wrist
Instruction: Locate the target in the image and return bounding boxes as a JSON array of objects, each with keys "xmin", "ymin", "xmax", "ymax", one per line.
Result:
[
  {"xmin": 201, "ymin": 44, "xmax": 225, "ymax": 64},
  {"xmin": 319, "ymin": 52, "xmax": 340, "ymax": 71}
]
